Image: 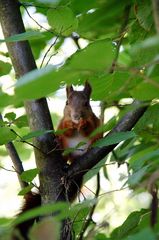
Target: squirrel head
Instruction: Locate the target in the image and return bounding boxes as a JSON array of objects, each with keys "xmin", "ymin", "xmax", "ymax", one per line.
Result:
[{"xmin": 64, "ymin": 81, "xmax": 93, "ymax": 124}]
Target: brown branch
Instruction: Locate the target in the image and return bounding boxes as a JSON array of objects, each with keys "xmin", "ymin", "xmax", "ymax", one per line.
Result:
[
  {"xmin": 100, "ymin": 101, "xmax": 107, "ymax": 124},
  {"xmin": 0, "ymin": 114, "xmax": 27, "ymax": 188},
  {"xmin": 72, "ymin": 33, "xmax": 81, "ymax": 50},
  {"xmin": 5, "ymin": 142, "xmax": 28, "ymax": 189},
  {"xmin": 150, "ymin": 185, "xmax": 158, "ymax": 227},
  {"xmin": 152, "ymin": 0, "xmax": 159, "ymax": 33},
  {"xmin": 40, "ymin": 36, "xmax": 59, "ymax": 68},
  {"xmin": 10, "ymin": 128, "xmax": 45, "ymax": 154},
  {"xmin": 68, "ymin": 100, "xmax": 148, "ymax": 180},
  {"xmin": 109, "ymin": 4, "xmax": 131, "ymax": 73},
  {"xmin": 21, "ymin": 3, "xmax": 54, "ymax": 34}
]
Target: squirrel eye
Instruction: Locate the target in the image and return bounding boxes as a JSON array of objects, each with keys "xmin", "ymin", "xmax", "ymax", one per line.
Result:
[{"xmin": 84, "ymin": 101, "xmax": 88, "ymax": 107}]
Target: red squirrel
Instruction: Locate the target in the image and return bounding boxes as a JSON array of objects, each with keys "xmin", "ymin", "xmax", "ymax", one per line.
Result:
[
  {"xmin": 58, "ymin": 81, "xmax": 101, "ymax": 163},
  {"xmin": 12, "ymin": 82, "xmax": 101, "ymax": 239}
]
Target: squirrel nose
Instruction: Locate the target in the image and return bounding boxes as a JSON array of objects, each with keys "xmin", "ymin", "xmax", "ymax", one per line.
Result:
[{"xmin": 73, "ymin": 114, "xmax": 81, "ymax": 120}]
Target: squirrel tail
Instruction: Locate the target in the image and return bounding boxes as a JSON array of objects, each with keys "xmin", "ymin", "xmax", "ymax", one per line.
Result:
[{"xmin": 12, "ymin": 192, "xmax": 41, "ymax": 240}]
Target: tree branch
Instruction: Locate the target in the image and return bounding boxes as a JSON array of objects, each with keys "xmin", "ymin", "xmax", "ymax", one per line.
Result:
[
  {"xmin": 68, "ymin": 101, "xmax": 148, "ymax": 179},
  {"xmin": 0, "ymin": 114, "xmax": 27, "ymax": 188},
  {"xmin": 152, "ymin": 0, "xmax": 159, "ymax": 34},
  {"xmin": 5, "ymin": 142, "xmax": 28, "ymax": 189},
  {"xmin": 78, "ymin": 173, "xmax": 100, "ymax": 240},
  {"xmin": 109, "ymin": 4, "xmax": 131, "ymax": 73}
]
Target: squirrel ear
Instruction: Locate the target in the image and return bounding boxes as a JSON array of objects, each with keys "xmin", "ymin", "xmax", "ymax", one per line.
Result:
[
  {"xmin": 84, "ymin": 81, "xmax": 92, "ymax": 98},
  {"xmin": 66, "ymin": 85, "xmax": 73, "ymax": 98}
]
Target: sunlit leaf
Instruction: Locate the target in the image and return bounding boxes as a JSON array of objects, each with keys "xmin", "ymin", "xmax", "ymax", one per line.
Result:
[
  {"xmin": 21, "ymin": 130, "xmax": 54, "ymax": 141},
  {"xmin": 14, "ymin": 202, "xmax": 69, "ymax": 226},
  {"xmin": 111, "ymin": 210, "xmax": 147, "ymax": 239},
  {"xmin": 18, "ymin": 184, "xmax": 34, "ymax": 196},
  {"xmin": 0, "ymin": 127, "xmax": 16, "ymax": 145},
  {"xmin": 20, "ymin": 168, "xmax": 40, "ymax": 183},
  {"xmin": 93, "ymin": 131, "xmax": 136, "ymax": 147},
  {"xmin": 0, "ymin": 60, "xmax": 12, "ymax": 76},
  {"xmin": 4, "ymin": 112, "xmax": 16, "ymax": 121},
  {"xmin": 0, "ymin": 31, "xmax": 45, "ymax": 43},
  {"xmin": 128, "ymin": 165, "xmax": 149, "ymax": 186},
  {"xmin": 47, "ymin": 7, "xmax": 78, "ymax": 36},
  {"xmin": 14, "ymin": 115, "xmax": 28, "ymax": 128}
]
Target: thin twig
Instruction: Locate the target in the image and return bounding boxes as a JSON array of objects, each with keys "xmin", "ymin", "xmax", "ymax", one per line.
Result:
[
  {"xmin": 78, "ymin": 173, "xmax": 100, "ymax": 240},
  {"xmin": 21, "ymin": 3, "xmax": 54, "ymax": 34},
  {"xmin": 83, "ymin": 185, "xmax": 96, "ymax": 196},
  {"xmin": 72, "ymin": 34, "xmax": 81, "ymax": 50},
  {"xmin": 40, "ymin": 35, "xmax": 59, "ymax": 68},
  {"xmin": 20, "ymin": 2, "xmax": 54, "ymax": 9},
  {"xmin": 0, "ymin": 165, "xmax": 16, "ymax": 172},
  {"xmin": 109, "ymin": 5, "xmax": 131, "ymax": 73},
  {"xmin": 150, "ymin": 185, "xmax": 158, "ymax": 227},
  {"xmin": 45, "ymin": 52, "xmax": 58, "ymax": 66},
  {"xmin": 70, "ymin": 162, "xmax": 117, "ymax": 178},
  {"xmin": 10, "ymin": 129, "xmax": 45, "ymax": 154},
  {"xmin": 99, "ymin": 186, "xmax": 128, "ymax": 197}
]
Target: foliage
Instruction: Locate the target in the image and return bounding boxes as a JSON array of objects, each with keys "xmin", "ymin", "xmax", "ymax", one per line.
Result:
[{"xmin": 0, "ymin": 0, "xmax": 159, "ymax": 239}]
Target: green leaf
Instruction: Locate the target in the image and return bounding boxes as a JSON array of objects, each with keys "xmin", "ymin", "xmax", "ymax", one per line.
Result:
[
  {"xmin": 0, "ymin": 92, "xmax": 15, "ymax": 108},
  {"xmin": 130, "ymin": 35, "xmax": 159, "ymax": 66},
  {"xmin": 68, "ymin": 39, "xmax": 115, "ymax": 72},
  {"xmin": 14, "ymin": 115, "xmax": 28, "ymax": 128},
  {"xmin": 129, "ymin": 148, "xmax": 159, "ymax": 171},
  {"xmin": 130, "ymin": 78, "xmax": 159, "ymax": 100},
  {"xmin": 20, "ymin": 168, "xmax": 40, "ymax": 183},
  {"xmin": 0, "ymin": 31, "xmax": 45, "ymax": 43},
  {"xmin": 134, "ymin": 0, "xmax": 153, "ymax": 31},
  {"xmin": 63, "ymin": 141, "xmax": 87, "ymax": 156},
  {"xmin": 93, "ymin": 131, "xmax": 136, "ymax": 147},
  {"xmin": 135, "ymin": 104, "xmax": 159, "ymax": 133},
  {"xmin": 128, "ymin": 165, "xmax": 149, "ymax": 186},
  {"xmin": 0, "ymin": 217, "xmax": 12, "ymax": 226},
  {"xmin": 124, "ymin": 228, "xmax": 156, "ymax": 240},
  {"xmin": 84, "ymin": 156, "xmax": 108, "ymax": 183},
  {"xmin": 89, "ymin": 117, "xmax": 116, "ymax": 138},
  {"xmin": 89, "ymin": 117, "xmax": 116, "ymax": 137},
  {"xmin": 21, "ymin": 129, "xmax": 54, "ymax": 141},
  {"xmin": 47, "ymin": 7, "xmax": 78, "ymax": 36},
  {"xmin": 4, "ymin": 112, "xmax": 16, "ymax": 121},
  {"xmin": 0, "ymin": 127, "xmax": 16, "ymax": 145},
  {"xmin": 69, "ymin": 200, "xmax": 95, "ymax": 235},
  {"xmin": 14, "ymin": 202, "xmax": 69, "ymax": 226},
  {"xmin": 18, "ymin": 184, "xmax": 34, "ymax": 196},
  {"xmin": 111, "ymin": 210, "xmax": 146, "ymax": 239},
  {"xmin": 15, "ymin": 65, "xmax": 59, "ymax": 100},
  {"xmin": 77, "ymin": 0, "xmax": 127, "ymax": 40},
  {"xmin": 90, "ymin": 70, "xmax": 137, "ymax": 101},
  {"xmin": 0, "ymin": 60, "xmax": 12, "ymax": 76},
  {"xmin": 15, "ymin": 39, "xmax": 115, "ymax": 100}
]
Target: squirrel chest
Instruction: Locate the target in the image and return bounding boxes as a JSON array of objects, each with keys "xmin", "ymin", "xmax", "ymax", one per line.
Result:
[
  {"xmin": 57, "ymin": 82, "xmax": 101, "ymax": 162},
  {"xmin": 64, "ymin": 130, "xmax": 91, "ymax": 157}
]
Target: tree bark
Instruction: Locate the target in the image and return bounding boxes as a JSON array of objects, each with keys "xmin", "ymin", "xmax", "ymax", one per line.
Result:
[{"xmin": 0, "ymin": 0, "xmax": 66, "ymax": 206}]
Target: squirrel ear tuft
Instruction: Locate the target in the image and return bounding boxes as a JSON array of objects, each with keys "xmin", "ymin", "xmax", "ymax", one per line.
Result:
[
  {"xmin": 66, "ymin": 85, "xmax": 74, "ymax": 98},
  {"xmin": 84, "ymin": 81, "xmax": 92, "ymax": 98}
]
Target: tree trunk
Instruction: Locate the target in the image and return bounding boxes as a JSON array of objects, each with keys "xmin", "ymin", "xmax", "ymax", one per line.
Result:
[{"xmin": 0, "ymin": 1, "xmax": 70, "ymax": 238}]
